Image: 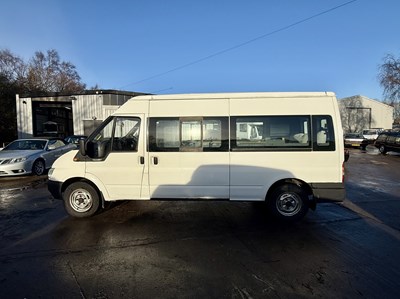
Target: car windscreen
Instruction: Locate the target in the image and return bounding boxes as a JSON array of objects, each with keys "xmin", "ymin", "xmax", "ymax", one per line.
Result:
[
  {"xmin": 345, "ymin": 134, "xmax": 362, "ymax": 138},
  {"xmin": 3, "ymin": 140, "xmax": 47, "ymax": 150}
]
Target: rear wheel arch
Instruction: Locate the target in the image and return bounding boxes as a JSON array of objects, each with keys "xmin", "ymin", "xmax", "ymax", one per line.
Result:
[{"xmin": 266, "ymin": 179, "xmax": 312, "ymax": 200}]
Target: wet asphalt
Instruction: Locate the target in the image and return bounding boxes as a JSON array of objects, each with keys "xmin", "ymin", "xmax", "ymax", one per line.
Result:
[{"xmin": 0, "ymin": 146, "xmax": 399, "ymax": 298}]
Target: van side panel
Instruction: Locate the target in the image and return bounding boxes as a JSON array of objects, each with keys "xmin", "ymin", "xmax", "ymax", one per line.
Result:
[{"xmin": 229, "ymin": 95, "xmax": 343, "ymax": 201}]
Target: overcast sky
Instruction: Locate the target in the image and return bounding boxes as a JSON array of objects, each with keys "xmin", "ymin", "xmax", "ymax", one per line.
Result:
[{"xmin": 1, "ymin": 0, "xmax": 399, "ymax": 99}]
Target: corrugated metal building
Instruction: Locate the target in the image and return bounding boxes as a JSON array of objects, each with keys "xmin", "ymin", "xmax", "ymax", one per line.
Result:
[
  {"xmin": 16, "ymin": 90, "xmax": 146, "ymax": 138},
  {"xmin": 339, "ymin": 95, "xmax": 394, "ymax": 133}
]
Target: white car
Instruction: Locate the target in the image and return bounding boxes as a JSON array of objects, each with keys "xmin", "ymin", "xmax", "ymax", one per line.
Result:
[
  {"xmin": 362, "ymin": 128, "xmax": 383, "ymax": 141},
  {"xmin": 0, "ymin": 138, "xmax": 76, "ymax": 176}
]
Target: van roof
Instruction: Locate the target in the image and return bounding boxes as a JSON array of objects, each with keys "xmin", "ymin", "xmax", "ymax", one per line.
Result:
[{"xmin": 131, "ymin": 91, "xmax": 336, "ymax": 101}]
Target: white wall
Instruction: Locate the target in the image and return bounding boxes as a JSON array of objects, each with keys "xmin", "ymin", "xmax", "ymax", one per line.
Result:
[
  {"xmin": 16, "ymin": 94, "xmax": 34, "ymax": 138},
  {"xmin": 339, "ymin": 96, "xmax": 394, "ymax": 132},
  {"xmin": 72, "ymin": 94, "xmax": 104, "ymax": 135}
]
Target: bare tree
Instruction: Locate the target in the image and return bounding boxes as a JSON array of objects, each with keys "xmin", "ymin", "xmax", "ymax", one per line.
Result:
[
  {"xmin": 379, "ymin": 53, "xmax": 400, "ymax": 123},
  {"xmin": 26, "ymin": 49, "xmax": 86, "ymax": 93},
  {"xmin": 0, "ymin": 49, "xmax": 27, "ymax": 87}
]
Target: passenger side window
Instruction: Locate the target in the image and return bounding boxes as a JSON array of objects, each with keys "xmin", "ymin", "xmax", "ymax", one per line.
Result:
[
  {"xmin": 149, "ymin": 117, "xmax": 228, "ymax": 152},
  {"xmin": 181, "ymin": 119, "xmax": 202, "ymax": 149}
]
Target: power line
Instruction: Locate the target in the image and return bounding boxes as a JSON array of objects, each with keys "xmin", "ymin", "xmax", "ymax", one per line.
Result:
[{"xmin": 120, "ymin": 0, "xmax": 357, "ymax": 89}]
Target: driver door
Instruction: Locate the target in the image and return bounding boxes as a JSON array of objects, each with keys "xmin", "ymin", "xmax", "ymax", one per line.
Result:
[{"xmin": 85, "ymin": 115, "xmax": 147, "ymax": 200}]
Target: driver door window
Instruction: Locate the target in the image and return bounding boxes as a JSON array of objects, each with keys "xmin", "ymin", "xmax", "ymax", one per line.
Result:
[
  {"xmin": 90, "ymin": 117, "xmax": 140, "ymax": 159},
  {"xmin": 112, "ymin": 118, "xmax": 140, "ymax": 152}
]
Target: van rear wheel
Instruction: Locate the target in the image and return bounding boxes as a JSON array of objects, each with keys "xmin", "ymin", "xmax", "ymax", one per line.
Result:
[
  {"xmin": 267, "ymin": 184, "xmax": 309, "ymax": 222},
  {"xmin": 63, "ymin": 182, "xmax": 100, "ymax": 218}
]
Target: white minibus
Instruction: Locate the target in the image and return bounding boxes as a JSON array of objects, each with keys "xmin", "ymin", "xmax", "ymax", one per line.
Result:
[{"xmin": 48, "ymin": 92, "xmax": 345, "ymax": 222}]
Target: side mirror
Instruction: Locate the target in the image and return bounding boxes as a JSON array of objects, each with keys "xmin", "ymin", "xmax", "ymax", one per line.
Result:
[
  {"xmin": 79, "ymin": 139, "xmax": 86, "ymax": 156},
  {"xmin": 86, "ymin": 140, "xmax": 108, "ymax": 159}
]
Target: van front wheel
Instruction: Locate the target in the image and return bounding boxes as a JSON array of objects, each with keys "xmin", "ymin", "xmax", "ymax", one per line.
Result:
[
  {"xmin": 63, "ymin": 182, "xmax": 100, "ymax": 218},
  {"xmin": 267, "ymin": 184, "xmax": 309, "ymax": 222}
]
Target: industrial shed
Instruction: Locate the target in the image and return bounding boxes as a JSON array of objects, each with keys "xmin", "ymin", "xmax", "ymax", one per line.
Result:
[
  {"xmin": 16, "ymin": 90, "xmax": 146, "ymax": 139},
  {"xmin": 339, "ymin": 95, "xmax": 394, "ymax": 133}
]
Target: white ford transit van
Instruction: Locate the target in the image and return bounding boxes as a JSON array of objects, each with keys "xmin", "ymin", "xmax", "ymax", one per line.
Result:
[{"xmin": 48, "ymin": 92, "xmax": 345, "ymax": 221}]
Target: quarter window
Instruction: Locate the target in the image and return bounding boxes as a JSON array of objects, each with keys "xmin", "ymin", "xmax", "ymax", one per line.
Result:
[{"xmin": 312, "ymin": 115, "xmax": 335, "ymax": 151}]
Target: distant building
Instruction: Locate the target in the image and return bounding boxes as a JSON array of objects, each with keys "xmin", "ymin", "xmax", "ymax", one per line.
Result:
[
  {"xmin": 338, "ymin": 95, "xmax": 394, "ymax": 133},
  {"xmin": 16, "ymin": 90, "xmax": 147, "ymax": 139}
]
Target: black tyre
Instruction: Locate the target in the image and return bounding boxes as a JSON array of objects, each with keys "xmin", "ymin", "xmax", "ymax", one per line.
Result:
[
  {"xmin": 32, "ymin": 159, "xmax": 45, "ymax": 176},
  {"xmin": 267, "ymin": 184, "xmax": 309, "ymax": 222},
  {"xmin": 63, "ymin": 182, "xmax": 100, "ymax": 218},
  {"xmin": 379, "ymin": 145, "xmax": 387, "ymax": 154}
]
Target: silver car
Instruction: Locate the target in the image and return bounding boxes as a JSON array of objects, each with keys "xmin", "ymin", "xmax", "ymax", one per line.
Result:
[{"xmin": 0, "ymin": 138, "xmax": 76, "ymax": 176}]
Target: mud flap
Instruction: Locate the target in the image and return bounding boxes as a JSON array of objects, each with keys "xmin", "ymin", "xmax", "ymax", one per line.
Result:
[{"xmin": 308, "ymin": 195, "xmax": 316, "ymax": 211}]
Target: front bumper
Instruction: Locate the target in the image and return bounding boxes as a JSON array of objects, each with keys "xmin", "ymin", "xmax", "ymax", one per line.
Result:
[
  {"xmin": 48, "ymin": 179, "xmax": 63, "ymax": 199},
  {"xmin": 311, "ymin": 183, "xmax": 345, "ymax": 202},
  {"xmin": 0, "ymin": 161, "xmax": 33, "ymax": 176}
]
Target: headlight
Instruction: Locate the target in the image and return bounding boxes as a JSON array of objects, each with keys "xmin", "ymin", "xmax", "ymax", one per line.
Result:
[
  {"xmin": 1, "ymin": 157, "xmax": 27, "ymax": 164},
  {"xmin": 12, "ymin": 157, "xmax": 27, "ymax": 163}
]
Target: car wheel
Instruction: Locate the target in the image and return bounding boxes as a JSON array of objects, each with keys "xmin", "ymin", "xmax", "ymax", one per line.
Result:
[
  {"xmin": 379, "ymin": 145, "xmax": 387, "ymax": 154},
  {"xmin": 267, "ymin": 184, "xmax": 309, "ymax": 222},
  {"xmin": 63, "ymin": 182, "xmax": 100, "ymax": 218},
  {"xmin": 32, "ymin": 159, "xmax": 45, "ymax": 176}
]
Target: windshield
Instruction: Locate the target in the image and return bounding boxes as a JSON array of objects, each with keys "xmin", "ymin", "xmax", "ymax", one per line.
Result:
[
  {"xmin": 345, "ymin": 133, "xmax": 362, "ymax": 138},
  {"xmin": 3, "ymin": 140, "xmax": 47, "ymax": 150},
  {"xmin": 363, "ymin": 130, "xmax": 377, "ymax": 134}
]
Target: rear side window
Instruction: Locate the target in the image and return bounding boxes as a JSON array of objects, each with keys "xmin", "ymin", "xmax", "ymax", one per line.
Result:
[
  {"xmin": 230, "ymin": 116, "xmax": 311, "ymax": 151},
  {"xmin": 149, "ymin": 117, "xmax": 229, "ymax": 152},
  {"xmin": 230, "ymin": 115, "xmax": 335, "ymax": 151}
]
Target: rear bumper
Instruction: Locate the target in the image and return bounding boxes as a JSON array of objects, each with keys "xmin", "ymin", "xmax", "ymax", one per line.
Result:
[
  {"xmin": 311, "ymin": 183, "xmax": 345, "ymax": 202},
  {"xmin": 48, "ymin": 179, "xmax": 62, "ymax": 199}
]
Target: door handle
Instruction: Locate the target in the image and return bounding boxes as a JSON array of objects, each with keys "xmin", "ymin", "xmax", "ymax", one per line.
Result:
[
  {"xmin": 140, "ymin": 156, "xmax": 145, "ymax": 165},
  {"xmin": 152, "ymin": 156, "xmax": 158, "ymax": 165}
]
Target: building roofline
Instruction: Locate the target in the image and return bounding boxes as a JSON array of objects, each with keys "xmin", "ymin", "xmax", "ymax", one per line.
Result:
[
  {"xmin": 19, "ymin": 89, "xmax": 150, "ymax": 98},
  {"xmin": 340, "ymin": 95, "xmax": 393, "ymax": 108}
]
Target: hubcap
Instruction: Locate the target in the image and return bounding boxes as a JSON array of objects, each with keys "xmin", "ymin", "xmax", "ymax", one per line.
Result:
[
  {"xmin": 276, "ymin": 192, "xmax": 302, "ymax": 216},
  {"xmin": 69, "ymin": 188, "xmax": 93, "ymax": 212}
]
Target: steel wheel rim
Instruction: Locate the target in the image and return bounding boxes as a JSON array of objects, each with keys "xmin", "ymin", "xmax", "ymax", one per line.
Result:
[
  {"xmin": 69, "ymin": 188, "xmax": 93, "ymax": 212},
  {"xmin": 276, "ymin": 192, "xmax": 302, "ymax": 216}
]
